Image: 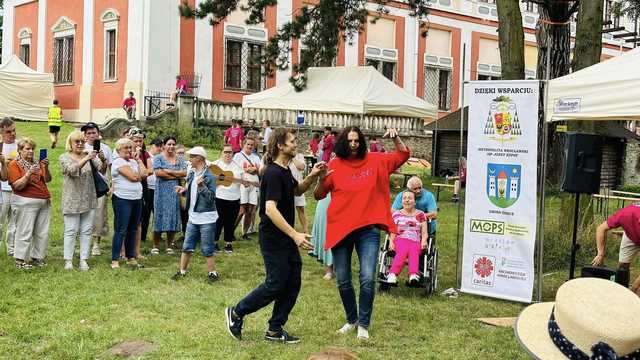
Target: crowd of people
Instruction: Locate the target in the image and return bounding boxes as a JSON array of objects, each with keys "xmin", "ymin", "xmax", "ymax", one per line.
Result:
[{"xmin": 0, "ymin": 116, "xmax": 448, "ymax": 343}]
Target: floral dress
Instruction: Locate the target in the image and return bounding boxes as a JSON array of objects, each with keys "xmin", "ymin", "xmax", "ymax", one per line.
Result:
[{"xmin": 152, "ymin": 154, "xmax": 186, "ymax": 232}]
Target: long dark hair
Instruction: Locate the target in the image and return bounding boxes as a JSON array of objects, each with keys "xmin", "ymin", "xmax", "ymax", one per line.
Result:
[
  {"xmin": 334, "ymin": 126, "xmax": 367, "ymax": 159},
  {"xmin": 265, "ymin": 128, "xmax": 295, "ymax": 164}
]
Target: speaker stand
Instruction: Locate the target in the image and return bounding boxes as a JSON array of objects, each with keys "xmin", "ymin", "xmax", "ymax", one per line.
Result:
[{"xmin": 569, "ymin": 193, "xmax": 581, "ymax": 279}]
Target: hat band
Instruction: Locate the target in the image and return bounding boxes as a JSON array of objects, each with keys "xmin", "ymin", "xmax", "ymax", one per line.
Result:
[{"xmin": 548, "ymin": 307, "xmax": 640, "ymax": 360}]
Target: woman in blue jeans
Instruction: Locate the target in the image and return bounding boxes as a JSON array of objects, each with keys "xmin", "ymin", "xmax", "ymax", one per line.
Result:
[
  {"xmin": 315, "ymin": 127, "xmax": 409, "ymax": 340},
  {"xmin": 110, "ymin": 138, "xmax": 147, "ymax": 269},
  {"xmin": 171, "ymin": 146, "xmax": 220, "ymax": 283}
]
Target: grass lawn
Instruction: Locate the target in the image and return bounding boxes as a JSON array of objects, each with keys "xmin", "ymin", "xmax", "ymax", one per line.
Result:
[{"xmin": 0, "ymin": 121, "xmax": 601, "ymax": 359}]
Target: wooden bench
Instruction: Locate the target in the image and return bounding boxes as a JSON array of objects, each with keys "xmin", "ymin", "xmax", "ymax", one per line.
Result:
[{"xmin": 432, "ymin": 183, "xmax": 455, "ymax": 201}]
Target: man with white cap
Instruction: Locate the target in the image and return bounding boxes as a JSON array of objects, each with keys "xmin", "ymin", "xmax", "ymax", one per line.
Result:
[
  {"xmin": 171, "ymin": 146, "xmax": 220, "ymax": 283},
  {"xmin": 515, "ymin": 277, "xmax": 640, "ymax": 359}
]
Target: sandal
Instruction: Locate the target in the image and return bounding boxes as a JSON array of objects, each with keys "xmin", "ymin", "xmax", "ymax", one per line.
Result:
[
  {"xmin": 15, "ymin": 261, "xmax": 32, "ymax": 270},
  {"xmin": 127, "ymin": 260, "xmax": 144, "ymax": 269},
  {"xmin": 111, "ymin": 262, "xmax": 120, "ymax": 269},
  {"xmin": 150, "ymin": 248, "xmax": 160, "ymax": 255},
  {"xmin": 166, "ymin": 248, "xmax": 175, "ymax": 255}
]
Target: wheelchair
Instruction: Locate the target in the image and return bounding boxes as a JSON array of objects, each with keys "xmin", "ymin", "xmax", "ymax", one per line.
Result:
[{"xmin": 377, "ymin": 220, "xmax": 438, "ymax": 296}]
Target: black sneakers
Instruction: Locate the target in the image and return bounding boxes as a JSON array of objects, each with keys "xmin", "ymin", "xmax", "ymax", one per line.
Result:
[
  {"xmin": 265, "ymin": 329, "xmax": 301, "ymax": 344},
  {"xmin": 171, "ymin": 271, "xmax": 186, "ymax": 281},
  {"xmin": 225, "ymin": 243, "xmax": 233, "ymax": 254},
  {"xmin": 207, "ymin": 272, "xmax": 219, "ymax": 283},
  {"xmin": 225, "ymin": 307, "xmax": 243, "ymax": 341}
]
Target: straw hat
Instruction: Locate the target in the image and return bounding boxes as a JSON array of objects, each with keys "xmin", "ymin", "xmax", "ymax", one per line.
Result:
[
  {"xmin": 186, "ymin": 146, "xmax": 208, "ymax": 160},
  {"xmin": 515, "ymin": 278, "xmax": 640, "ymax": 359}
]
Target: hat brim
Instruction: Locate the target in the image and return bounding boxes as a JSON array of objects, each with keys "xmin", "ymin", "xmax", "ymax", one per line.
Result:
[{"xmin": 515, "ymin": 302, "xmax": 568, "ymax": 360}]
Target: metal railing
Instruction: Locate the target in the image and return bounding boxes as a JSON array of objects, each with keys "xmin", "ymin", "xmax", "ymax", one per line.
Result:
[
  {"xmin": 193, "ymin": 99, "xmax": 426, "ymax": 135},
  {"xmin": 144, "ymin": 90, "xmax": 172, "ymax": 117}
]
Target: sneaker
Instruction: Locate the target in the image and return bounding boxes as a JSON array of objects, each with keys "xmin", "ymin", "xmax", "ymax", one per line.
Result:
[
  {"xmin": 224, "ymin": 243, "xmax": 233, "ymax": 254},
  {"xmin": 357, "ymin": 326, "xmax": 370, "ymax": 340},
  {"xmin": 31, "ymin": 259, "xmax": 46, "ymax": 267},
  {"xmin": 225, "ymin": 307, "xmax": 243, "ymax": 341},
  {"xmin": 265, "ymin": 329, "xmax": 300, "ymax": 344},
  {"xmin": 150, "ymin": 248, "xmax": 160, "ymax": 255},
  {"xmin": 386, "ymin": 273, "xmax": 398, "ymax": 284},
  {"xmin": 207, "ymin": 271, "xmax": 219, "ymax": 283},
  {"xmin": 79, "ymin": 260, "xmax": 90, "ymax": 271},
  {"xmin": 64, "ymin": 260, "xmax": 73, "ymax": 270},
  {"xmin": 15, "ymin": 261, "xmax": 32, "ymax": 270},
  {"xmin": 336, "ymin": 323, "xmax": 357, "ymax": 334},
  {"xmin": 91, "ymin": 245, "xmax": 101, "ymax": 256},
  {"xmin": 171, "ymin": 270, "xmax": 186, "ymax": 281},
  {"xmin": 8, "ymin": 251, "xmax": 14, "ymax": 257},
  {"xmin": 409, "ymin": 274, "xmax": 420, "ymax": 284},
  {"xmin": 241, "ymin": 234, "xmax": 249, "ymax": 240},
  {"xmin": 166, "ymin": 248, "xmax": 175, "ymax": 255}
]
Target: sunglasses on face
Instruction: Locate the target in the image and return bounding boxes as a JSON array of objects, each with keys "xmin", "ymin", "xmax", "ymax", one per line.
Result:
[{"xmin": 223, "ymin": 151, "xmax": 233, "ymax": 154}]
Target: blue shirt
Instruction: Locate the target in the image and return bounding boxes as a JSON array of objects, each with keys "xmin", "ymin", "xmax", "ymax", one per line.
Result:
[{"xmin": 392, "ymin": 188, "xmax": 437, "ymax": 234}]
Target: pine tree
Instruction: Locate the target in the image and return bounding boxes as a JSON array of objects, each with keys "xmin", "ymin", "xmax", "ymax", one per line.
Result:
[{"xmin": 179, "ymin": 0, "xmax": 431, "ymax": 91}]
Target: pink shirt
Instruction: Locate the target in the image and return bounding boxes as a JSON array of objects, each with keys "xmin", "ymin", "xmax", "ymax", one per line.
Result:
[
  {"xmin": 392, "ymin": 210, "xmax": 426, "ymax": 243},
  {"xmin": 607, "ymin": 203, "xmax": 640, "ymax": 245},
  {"xmin": 224, "ymin": 127, "xmax": 244, "ymax": 153}
]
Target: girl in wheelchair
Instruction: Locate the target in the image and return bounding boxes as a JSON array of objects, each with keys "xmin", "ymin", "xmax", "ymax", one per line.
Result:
[{"xmin": 386, "ymin": 190, "xmax": 428, "ymax": 285}]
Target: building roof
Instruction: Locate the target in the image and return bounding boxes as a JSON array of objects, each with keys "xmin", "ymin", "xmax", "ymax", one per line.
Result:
[{"xmin": 424, "ymin": 107, "xmax": 468, "ymax": 132}]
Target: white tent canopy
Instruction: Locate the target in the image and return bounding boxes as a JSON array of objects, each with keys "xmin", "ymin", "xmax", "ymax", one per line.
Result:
[
  {"xmin": 243, "ymin": 66, "xmax": 437, "ymax": 119},
  {"xmin": 546, "ymin": 47, "xmax": 640, "ymax": 122},
  {"xmin": 0, "ymin": 55, "xmax": 54, "ymax": 121}
]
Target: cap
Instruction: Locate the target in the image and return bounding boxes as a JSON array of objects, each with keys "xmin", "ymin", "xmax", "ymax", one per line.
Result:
[{"xmin": 81, "ymin": 122, "xmax": 99, "ymax": 132}]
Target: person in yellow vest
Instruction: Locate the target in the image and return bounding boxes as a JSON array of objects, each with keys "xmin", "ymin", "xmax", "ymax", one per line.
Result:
[{"xmin": 48, "ymin": 100, "xmax": 63, "ymax": 149}]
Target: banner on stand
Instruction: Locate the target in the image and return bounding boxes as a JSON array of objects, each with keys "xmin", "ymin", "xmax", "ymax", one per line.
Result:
[{"xmin": 461, "ymin": 80, "xmax": 539, "ymax": 303}]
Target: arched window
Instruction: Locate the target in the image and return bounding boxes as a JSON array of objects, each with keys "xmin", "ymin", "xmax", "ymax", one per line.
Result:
[
  {"xmin": 101, "ymin": 9, "xmax": 120, "ymax": 81},
  {"xmin": 17, "ymin": 28, "xmax": 32, "ymax": 66},
  {"xmin": 51, "ymin": 16, "xmax": 76, "ymax": 84}
]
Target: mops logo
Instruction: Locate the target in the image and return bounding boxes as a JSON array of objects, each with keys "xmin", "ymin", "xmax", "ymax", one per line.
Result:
[{"xmin": 470, "ymin": 219, "xmax": 505, "ymax": 235}]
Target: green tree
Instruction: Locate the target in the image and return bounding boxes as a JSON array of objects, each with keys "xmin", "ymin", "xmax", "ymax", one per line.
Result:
[{"xmin": 179, "ymin": 0, "xmax": 431, "ymax": 91}]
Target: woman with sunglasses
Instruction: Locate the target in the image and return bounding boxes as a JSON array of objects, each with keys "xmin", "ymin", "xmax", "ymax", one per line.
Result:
[{"xmin": 59, "ymin": 131, "xmax": 101, "ymax": 270}]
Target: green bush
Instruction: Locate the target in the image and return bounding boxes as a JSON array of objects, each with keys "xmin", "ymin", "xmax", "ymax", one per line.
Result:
[
  {"xmin": 142, "ymin": 119, "xmax": 221, "ymax": 149},
  {"xmin": 618, "ymin": 184, "xmax": 640, "ymax": 194}
]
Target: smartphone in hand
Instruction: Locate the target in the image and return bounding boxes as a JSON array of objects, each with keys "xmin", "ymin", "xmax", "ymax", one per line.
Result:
[
  {"xmin": 93, "ymin": 139, "xmax": 101, "ymax": 152},
  {"xmin": 39, "ymin": 149, "xmax": 47, "ymax": 161}
]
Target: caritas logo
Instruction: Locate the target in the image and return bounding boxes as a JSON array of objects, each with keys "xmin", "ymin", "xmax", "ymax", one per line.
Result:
[
  {"xmin": 474, "ymin": 257, "xmax": 494, "ymax": 278},
  {"xmin": 472, "ymin": 255, "xmax": 495, "ymax": 287}
]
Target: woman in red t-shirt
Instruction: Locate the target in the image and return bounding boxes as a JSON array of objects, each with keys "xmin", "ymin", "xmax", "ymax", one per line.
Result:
[{"xmin": 314, "ymin": 126, "xmax": 410, "ymax": 340}]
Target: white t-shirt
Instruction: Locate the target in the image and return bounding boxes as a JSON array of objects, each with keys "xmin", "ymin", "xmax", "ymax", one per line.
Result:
[
  {"xmin": 262, "ymin": 127, "xmax": 272, "ymax": 145},
  {"xmin": 212, "ymin": 159, "xmax": 243, "ymax": 201},
  {"xmin": 146, "ymin": 153, "xmax": 157, "ymax": 190},
  {"xmin": 1, "ymin": 142, "xmax": 18, "ymax": 191},
  {"xmin": 111, "ymin": 158, "xmax": 143, "ymax": 200},
  {"xmin": 233, "ymin": 151, "xmax": 262, "ymax": 184},
  {"xmin": 289, "ymin": 153, "xmax": 305, "ymax": 183},
  {"xmin": 188, "ymin": 169, "xmax": 219, "ymax": 225}
]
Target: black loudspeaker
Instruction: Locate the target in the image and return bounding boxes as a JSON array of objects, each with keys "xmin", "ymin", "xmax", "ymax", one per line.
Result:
[
  {"xmin": 561, "ymin": 132, "xmax": 602, "ymax": 194},
  {"xmin": 581, "ymin": 266, "xmax": 630, "ymax": 287}
]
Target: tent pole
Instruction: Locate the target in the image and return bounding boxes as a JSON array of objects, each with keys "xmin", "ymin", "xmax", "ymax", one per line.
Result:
[
  {"xmin": 455, "ymin": 43, "xmax": 466, "ymax": 290},
  {"xmin": 536, "ymin": 49, "xmax": 552, "ymax": 302}
]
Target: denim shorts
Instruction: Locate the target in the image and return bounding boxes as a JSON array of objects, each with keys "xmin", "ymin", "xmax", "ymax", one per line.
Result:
[{"xmin": 182, "ymin": 221, "xmax": 217, "ymax": 257}]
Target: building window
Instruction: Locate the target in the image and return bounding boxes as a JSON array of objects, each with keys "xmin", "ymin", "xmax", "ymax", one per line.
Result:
[
  {"xmin": 365, "ymin": 45, "xmax": 398, "ymax": 83},
  {"xmin": 51, "ymin": 17, "xmax": 77, "ymax": 84},
  {"xmin": 105, "ymin": 29, "xmax": 117, "ymax": 80},
  {"xmin": 478, "ymin": 74, "xmax": 501, "ymax": 81},
  {"xmin": 524, "ymin": 1, "xmax": 537, "ymax": 13},
  {"xmin": 224, "ymin": 38, "xmax": 265, "ymax": 92},
  {"xmin": 19, "ymin": 44, "xmax": 30, "ymax": 66},
  {"xmin": 424, "ymin": 66, "xmax": 452, "ymax": 111},
  {"xmin": 101, "ymin": 9, "xmax": 120, "ymax": 81},
  {"xmin": 53, "ymin": 36, "xmax": 74, "ymax": 84}
]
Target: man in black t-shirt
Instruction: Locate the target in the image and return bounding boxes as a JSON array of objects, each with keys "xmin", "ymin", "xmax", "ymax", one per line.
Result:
[{"xmin": 225, "ymin": 128, "xmax": 328, "ymax": 344}]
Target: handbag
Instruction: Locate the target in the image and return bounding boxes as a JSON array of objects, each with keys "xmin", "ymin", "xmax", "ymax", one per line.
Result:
[{"xmin": 90, "ymin": 160, "xmax": 109, "ymax": 198}]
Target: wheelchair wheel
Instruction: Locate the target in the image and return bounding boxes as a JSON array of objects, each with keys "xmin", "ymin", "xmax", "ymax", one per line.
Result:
[
  {"xmin": 424, "ymin": 249, "xmax": 438, "ymax": 297},
  {"xmin": 379, "ymin": 282, "xmax": 391, "ymax": 292}
]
